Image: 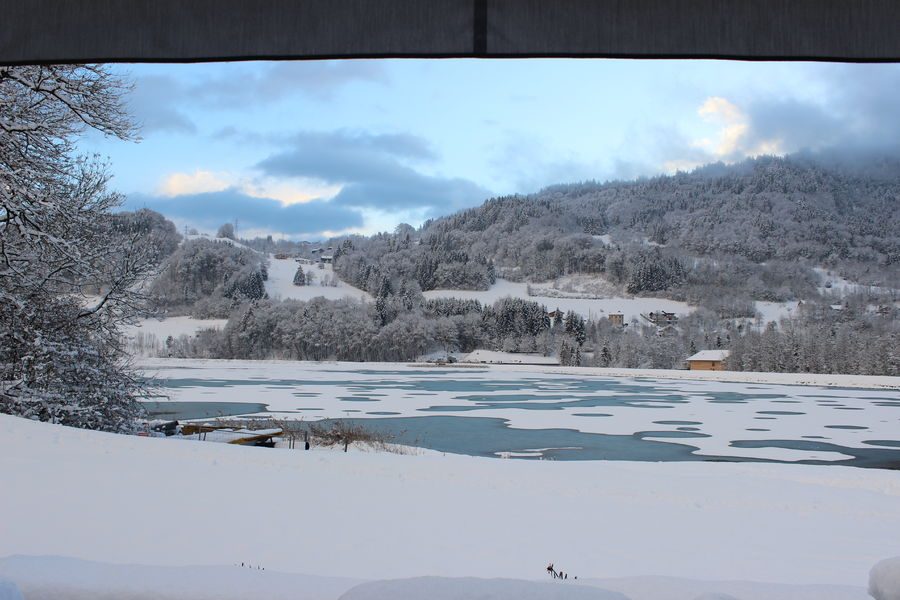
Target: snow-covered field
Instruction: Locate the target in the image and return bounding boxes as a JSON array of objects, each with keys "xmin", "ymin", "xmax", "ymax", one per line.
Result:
[
  {"xmin": 462, "ymin": 349, "xmax": 559, "ymax": 365},
  {"xmin": 123, "ymin": 316, "xmax": 228, "ymax": 357},
  {"xmin": 1, "ymin": 413, "xmax": 897, "ymax": 598},
  {"xmin": 124, "ymin": 316, "xmax": 228, "ymax": 341},
  {"xmin": 139, "ymin": 359, "xmax": 900, "ymax": 465},
  {"xmin": 265, "ymin": 256, "xmax": 370, "ymax": 302},
  {"xmin": 424, "ymin": 279, "xmax": 693, "ymax": 322},
  {"xmin": 754, "ymin": 300, "xmax": 798, "ymax": 324}
]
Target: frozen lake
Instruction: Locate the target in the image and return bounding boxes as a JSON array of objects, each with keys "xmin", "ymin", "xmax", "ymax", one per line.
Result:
[{"xmin": 140, "ymin": 359, "xmax": 900, "ymax": 468}]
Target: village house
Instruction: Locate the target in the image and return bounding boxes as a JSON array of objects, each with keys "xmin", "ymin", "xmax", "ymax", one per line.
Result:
[
  {"xmin": 643, "ymin": 310, "xmax": 678, "ymax": 326},
  {"xmin": 546, "ymin": 309, "xmax": 564, "ymax": 325},
  {"xmin": 608, "ymin": 312, "xmax": 625, "ymax": 327},
  {"xmin": 686, "ymin": 349, "xmax": 730, "ymax": 371}
]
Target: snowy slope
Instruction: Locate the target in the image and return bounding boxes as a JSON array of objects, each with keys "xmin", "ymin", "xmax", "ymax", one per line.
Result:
[
  {"xmin": 265, "ymin": 256, "xmax": 370, "ymax": 302},
  {"xmin": 580, "ymin": 576, "xmax": 869, "ymax": 600},
  {"xmin": 1, "ymin": 413, "xmax": 899, "ymax": 589},
  {"xmin": 341, "ymin": 577, "xmax": 629, "ymax": 600},
  {"xmin": 0, "ymin": 556, "xmax": 360, "ymax": 600},
  {"xmin": 423, "ymin": 279, "xmax": 693, "ymax": 322}
]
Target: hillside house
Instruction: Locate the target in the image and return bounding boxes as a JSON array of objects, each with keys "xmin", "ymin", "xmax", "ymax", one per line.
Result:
[
  {"xmin": 608, "ymin": 312, "xmax": 625, "ymax": 326},
  {"xmin": 686, "ymin": 349, "xmax": 730, "ymax": 371},
  {"xmin": 547, "ymin": 309, "xmax": 564, "ymax": 325},
  {"xmin": 319, "ymin": 254, "xmax": 334, "ymax": 264},
  {"xmin": 643, "ymin": 311, "xmax": 678, "ymax": 326}
]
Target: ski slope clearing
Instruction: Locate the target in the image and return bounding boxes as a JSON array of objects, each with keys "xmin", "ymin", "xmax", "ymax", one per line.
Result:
[
  {"xmin": 423, "ymin": 279, "xmax": 693, "ymax": 322},
  {"xmin": 265, "ymin": 256, "xmax": 370, "ymax": 302},
  {"xmin": 1, "ymin": 413, "xmax": 897, "ymax": 593}
]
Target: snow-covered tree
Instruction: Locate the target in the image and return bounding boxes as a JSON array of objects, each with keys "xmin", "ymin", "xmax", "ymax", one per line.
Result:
[
  {"xmin": 216, "ymin": 222, "xmax": 235, "ymax": 240},
  {"xmin": 0, "ymin": 65, "xmax": 153, "ymax": 431}
]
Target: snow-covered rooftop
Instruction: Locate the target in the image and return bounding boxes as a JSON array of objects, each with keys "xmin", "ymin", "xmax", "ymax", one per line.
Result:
[{"xmin": 687, "ymin": 350, "xmax": 730, "ymax": 362}]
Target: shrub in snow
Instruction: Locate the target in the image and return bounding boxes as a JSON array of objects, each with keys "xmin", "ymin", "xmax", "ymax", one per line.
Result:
[{"xmin": 870, "ymin": 557, "xmax": 900, "ymax": 600}]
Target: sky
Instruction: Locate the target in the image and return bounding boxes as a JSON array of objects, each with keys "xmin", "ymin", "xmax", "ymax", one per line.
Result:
[{"xmin": 81, "ymin": 59, "xmax": 900, "ymax": 240}]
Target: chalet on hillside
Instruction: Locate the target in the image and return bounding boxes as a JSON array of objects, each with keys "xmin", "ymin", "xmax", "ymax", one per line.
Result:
[
  {"xmin": 608, "ymin": 312, "xmax": 625, "ymax": 327},
  {"xmin": 643, "ymin": 311, "xmax": 678, "ymax": 326},
  {"xmin": 686, "ymin": 350, "xmax": 730, "ymax": 371},
  {"xmin": 547, "ymin": 309, "xmax": 564, "ymax": 325}
]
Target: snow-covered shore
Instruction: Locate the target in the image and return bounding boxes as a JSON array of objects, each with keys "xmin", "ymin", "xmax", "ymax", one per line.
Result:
[
  {"xmin": 139, "ymin": 356, "xmax": 900, "ymax": 390},
  {"xmin": 1, "ymin": 413, "xmax": 898, "ymax": 595}
]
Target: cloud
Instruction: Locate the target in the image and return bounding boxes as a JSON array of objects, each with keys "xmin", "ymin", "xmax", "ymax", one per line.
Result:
[
  {"xmin": 126, "ymin": 62, "xmax": 386, "ymax": 136},
  {"xmin": 256, "ymin": 130, "xmax": 489, "ymax": 214},
  {"xmin": 157, "ymin": 170, "xmax": 232, "ymax": 196},
  {"xmin": 187, "ymin": 61, "xmax": 386, "ymax": 108},
  {"xmin": 123, "ymin": 189, "xmax": 364, "ymax": 238},
  {"xmin": 668, "ymin": 64, "xmax": 900, "ymax": 171},
  {"xmin": 127, "ymin": 75, "xmax": 197, "ymax": 134},
  {"xmin": 156, "ymin": 169, "xmax": 341, "ymax": 205}
]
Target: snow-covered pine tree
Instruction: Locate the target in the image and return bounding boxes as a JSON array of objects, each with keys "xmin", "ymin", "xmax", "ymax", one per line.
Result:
[
  {"xmin": 293, "ymin": 265, "xmax": 307, "ymax": 286},
  {"xmin": 0, "ymin": 65, "xmax": 154, "ymax": 432}
]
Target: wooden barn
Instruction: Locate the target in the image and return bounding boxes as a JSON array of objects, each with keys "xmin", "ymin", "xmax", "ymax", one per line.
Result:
[{"xmin": 686, "ymin": 350, "xmax": 730, "ymax": 371}]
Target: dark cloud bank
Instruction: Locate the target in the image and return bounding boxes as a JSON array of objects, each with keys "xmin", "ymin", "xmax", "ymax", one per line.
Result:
[
  {"xmin": 123, "ymin": 190, "xmax": 364, "ymax": 237},
  {"xmin": 125, "ymin": 130, "xmax": 489, "ymax": 237}
]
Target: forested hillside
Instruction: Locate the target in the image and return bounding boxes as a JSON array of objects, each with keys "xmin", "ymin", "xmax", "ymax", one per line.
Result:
[
  {"xmin": 329, "ymin": 155, "xmax": 898, "ymax": 306},
  {"xmin": 148, "ymin": 153, "xmax": 899, "ymax": 376},
  {"xmin": 149, "ymin": 237, "xmax": 268, "ymax": 318}
]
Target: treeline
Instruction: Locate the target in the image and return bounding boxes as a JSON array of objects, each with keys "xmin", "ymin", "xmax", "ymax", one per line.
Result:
[
  {"xmin": 726, "ymin": 302, "xmax": 898, "ymax": 376},
  {"xmin": 158, "ymin": 295, "xmax": 588, "ymax": 364},
  {"xmin": 154, "ymin": 288, "xmax": 897, "ymax": 377}
]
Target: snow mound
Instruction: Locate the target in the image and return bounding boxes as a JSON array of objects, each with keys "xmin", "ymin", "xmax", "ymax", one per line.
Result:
[
  {"xmin": 462, "ymin": 349, "xmax": 558, "ymax": 365},
  {"xmin": 339, "ymin": 576, "xmax": 629, "ymax": 600},
  {"xmin": 0, "ymin": 579, "xmax": 23, "ymax": 600},
  {"xmin": 581, "ymin": 575, "xmax": 869, "ymax": 600},
  {"xmin": 0, "ymin": 556, "xmax": 361, "ymax": 600},
  {"xmin": 870, "ymin": 557, "xmax": 900, "ymax": 600}
]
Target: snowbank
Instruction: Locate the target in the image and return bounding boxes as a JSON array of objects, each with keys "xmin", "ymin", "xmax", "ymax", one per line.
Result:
[
  {"xmin": 0, "ymin": 556, "xmax": 359, "ymax": 600},
  {"xmin": 462, "ymin": 349, "xmax": 558, "ymax": 365},
  {"xmin": 2, "ymin": 414, "xmax": 899, "ymax": 588},
  {"xmin": 0, "ymin": 579, "xmax": 22, "ymax": 600},
  {"xmin": 869, "ymin": 557, "xmax": 900, "ymax": 600},
  {"xmin": 584, "ymin": 575, "xmax": 869, "ymax": 600},
  {"xmin": 340, "ymin": 577, "xmax": 628, "ymax": 600}
]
